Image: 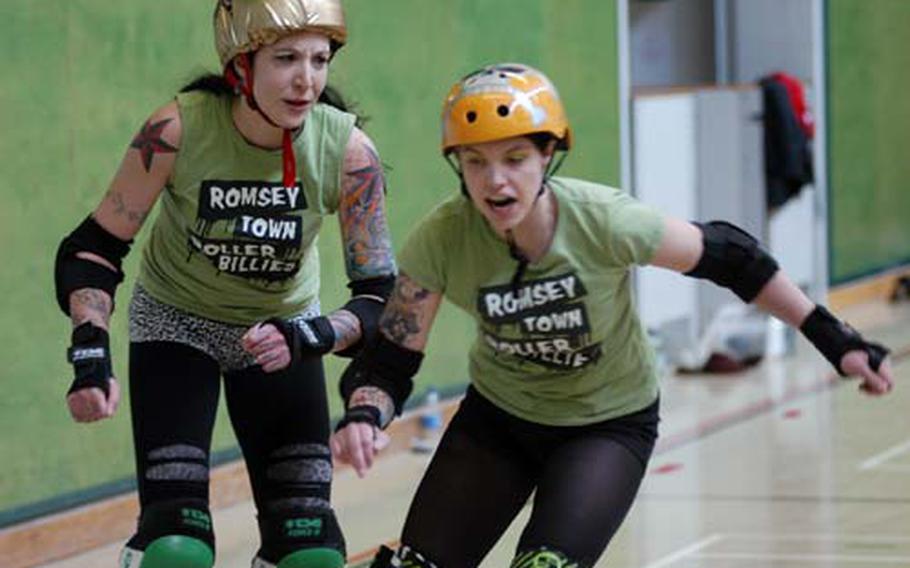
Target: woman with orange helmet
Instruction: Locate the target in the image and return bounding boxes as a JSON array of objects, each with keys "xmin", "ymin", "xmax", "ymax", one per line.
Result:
[
  {"xmin": 331, "ymin": 63, "xmax": 893, "ymax": 567},
  {"xmin": 53, "ymin": 1, "xmax": 395, "ymax": 566}
]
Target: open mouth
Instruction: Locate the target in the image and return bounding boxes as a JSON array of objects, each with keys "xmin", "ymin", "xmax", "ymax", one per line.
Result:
[{"xmin": 486, "ymin": 196, "xmax": 517, "ymax": 209}]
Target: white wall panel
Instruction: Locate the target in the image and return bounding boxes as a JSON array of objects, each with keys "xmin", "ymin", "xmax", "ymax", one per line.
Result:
[{"xmin": 633, "ymin": 95, "xmax": 698, "ymax": 331}]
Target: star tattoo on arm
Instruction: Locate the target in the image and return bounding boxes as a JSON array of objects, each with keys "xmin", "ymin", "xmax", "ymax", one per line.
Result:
[{"xmin": 130, "ymin": 118, "xmax": 178, "ymax": 172}]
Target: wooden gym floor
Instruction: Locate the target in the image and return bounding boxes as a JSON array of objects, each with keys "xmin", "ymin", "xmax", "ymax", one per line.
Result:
[{"xmin": 35, "ymin": 301, "xmax": 910, "ymax": 567}]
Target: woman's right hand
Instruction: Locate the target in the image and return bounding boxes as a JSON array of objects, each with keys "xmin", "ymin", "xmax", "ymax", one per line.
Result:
[
  {"xmin": 840, "ymin": 349, "xmax": 894, "ymax": 395},
  {"xmin": 242, "ymin": 322, "xmax": 293, "ymax": 372},
  {"xmin": 330, "ymin": 420, "xmax": 390, "ymax": 478},
  {"xmin": 65, "ymin": 319, "xmax": 119, "ymax": 423},
  {"xmin": 67, "ymin": 379, "xmax": 120, "ymax": 422}
]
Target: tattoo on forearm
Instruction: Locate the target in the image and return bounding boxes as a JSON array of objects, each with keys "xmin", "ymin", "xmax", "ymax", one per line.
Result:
[
  {"xmin": 130, "ymin": 118, "xmax": 178, "ymax": 172},
  {"xmin": 329, "ymin": 310, "xmax": 361, "ymax": 352},
  {"xmin": 381, "ymin": 306, "xmax": 420, "ymax": 345},
  {"xmin": 379, "ymin": 275, "xmax": 430, "ymax": 346},
  {"xmin": 349, "ymin": 386, "xmax": 395, "ymax": 427},
  {"xmin": 105, "ymin": 189, "xmax": 149, "ymax": 225},
  {"xmin": 70, "ymin": 289, "xmax": 112, "ymax": 328},
  {"xmin": 341, "ymin": 143, "xmax": 395, "ymax": 279}
]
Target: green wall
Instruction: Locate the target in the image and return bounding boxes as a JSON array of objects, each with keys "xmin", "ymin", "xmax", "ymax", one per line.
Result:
[
  {"xmin": 0, "ymin": 0, "xmax": 620, "ymax": 524},
  {"xmin": 827, "ymin": 0, "xmax": 910, "ymax": 283}
]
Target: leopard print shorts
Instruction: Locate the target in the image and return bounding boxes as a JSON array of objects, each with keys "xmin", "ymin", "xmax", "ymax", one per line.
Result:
[{"xmin": 129, "ymin": 284, "xmax": 320, "ymax": 372}]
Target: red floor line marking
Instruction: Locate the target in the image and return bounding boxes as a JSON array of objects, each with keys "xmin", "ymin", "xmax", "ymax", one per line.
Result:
[
  {"xmin": 652, "ymin": 463, "xmax": 684, "ymax": 475},
  {"xmin": 654, "ymin": 375, "xmax": 837, "ymax": 455},
  {"xmin": 655, "ymin": 343, "xmax": 910, "ymax": 456}
]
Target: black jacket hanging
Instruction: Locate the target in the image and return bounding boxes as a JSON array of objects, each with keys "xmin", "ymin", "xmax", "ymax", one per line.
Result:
[{"xmin": 760, "ymin": 76, "xmax": 814, "ymax": 212}]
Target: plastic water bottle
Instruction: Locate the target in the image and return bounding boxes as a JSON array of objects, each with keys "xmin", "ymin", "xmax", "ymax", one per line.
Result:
[
  {"xmin": 765, "ymin": 316, "xmax": 793, "ymax": 357},
  {"xmin": 411, "ymin": 388, "xmax": 442, "ymax": 453}
]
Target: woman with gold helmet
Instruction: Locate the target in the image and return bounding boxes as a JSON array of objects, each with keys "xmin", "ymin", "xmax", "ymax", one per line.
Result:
[
  {"xmin": 330, "ymin": 63, "xmax": 893, "ymax": 567},
  {"xmin": 52, "ymin": 1, "xmax": 396, "ymax": 566}
]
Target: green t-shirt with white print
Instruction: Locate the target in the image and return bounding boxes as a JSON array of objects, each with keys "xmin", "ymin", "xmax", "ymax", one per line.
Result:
[
  {"xmin": 398, "ymin": 177, "xmax": 665, "ymax": 425},
  {"xmin": 138, "ymin": 91, "xmax": 356, "ymax": 324}
]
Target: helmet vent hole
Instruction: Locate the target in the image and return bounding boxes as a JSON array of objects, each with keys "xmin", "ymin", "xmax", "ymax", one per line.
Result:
[
  {"xmin": 466, "ymin": 111, "xmax": 477, "ymax": 123},
  {"xmin": 497, "ymin": 105, "xmax": 510, "ymax": 117}
]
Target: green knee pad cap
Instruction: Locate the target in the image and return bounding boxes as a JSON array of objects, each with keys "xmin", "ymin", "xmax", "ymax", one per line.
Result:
[
  {"xmin": 140, "ymin": 535, "xmax": 214, "ymax": 568},
  {"xmin": 277, "ymin": 547, "xmax": 345, "ymax": 568},
  {"xmin": 511, "ymin": 546, "xmax": 581, "ymax": 568}
]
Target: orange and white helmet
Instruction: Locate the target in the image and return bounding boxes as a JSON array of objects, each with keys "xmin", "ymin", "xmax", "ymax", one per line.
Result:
[
  {"xmin": 214, "ymin": 0, "xmax": 347, "ymax": 67},
  {"xmin": 441, "ymin": 63, "xmax": 572, "ymax": 155}
]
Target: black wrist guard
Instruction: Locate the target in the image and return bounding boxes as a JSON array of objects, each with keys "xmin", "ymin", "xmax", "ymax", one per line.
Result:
[
  {"xmin": 335, "ymin": 275, "xmax": 395, "ymax": 358},
  {"xmin": 265, "ymin": 316, "xmax": 335, "ymax": 367},
  {"xmin": 339, "ymin": 334, "xmax": 423, "ymax": 416},
  {"xmin": 334, "ymin": 405, "xmax": 381, "ymax": 432},
  {"xmin": 55, "ymin": 216, "xmax": 131, "ymax": 316},
  {"xmin": 800, "ymin": 305, "xmax": 890, "ymax": 376},
  {"xmin": 685, "ymin": 221, "xmax": 779, "ymax": 302},
  {"xmin": 67, "ymin": 322, "xmax": 112, "ymax": 397}
]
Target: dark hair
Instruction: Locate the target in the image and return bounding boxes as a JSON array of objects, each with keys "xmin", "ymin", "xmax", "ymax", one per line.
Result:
[
  {"xmin": 526, "ymin": 132, "xmax": 558, "ymax": 153},
  {"xmin": 178, "ymin": 73, "xmax": 366, "ymax": 127},
  {"xmin": 179, "ymin": 73, "xmax": 234, "ymax": 96}
]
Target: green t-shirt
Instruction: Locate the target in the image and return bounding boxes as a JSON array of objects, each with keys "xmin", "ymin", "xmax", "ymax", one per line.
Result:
[
  {"xmin": 138, "ymin": 91, "xmax": 356, "ymax": 324},
  {"xmin": 398, "ymin": 177, "xmax": 665, "ymax": 425}
]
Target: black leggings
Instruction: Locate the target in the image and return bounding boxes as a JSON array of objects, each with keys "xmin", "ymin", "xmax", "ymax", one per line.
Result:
[
  {"xmin": 399, "ymin": 387, "xmax": 659, "ymax": 568},
  {"xmin": 127, "ymin": 340, "xmax": 338, "ymax": 559}
]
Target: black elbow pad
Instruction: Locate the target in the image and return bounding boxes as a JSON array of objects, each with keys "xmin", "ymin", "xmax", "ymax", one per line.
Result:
[
  {"xmin": 685, "ymin": 221, "xmax": 779, "ymax": 302},
  {"xmin": 54, "ymin": 216, "xmax": 132, "ymax": 315}
]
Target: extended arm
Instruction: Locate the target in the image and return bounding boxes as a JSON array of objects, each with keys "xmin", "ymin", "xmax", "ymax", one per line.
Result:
[
  {"xmin": 57, "ymin": 102, "xmax": 179, "ymax": 422},
  {"xmin": 650, "ymin": 217, "xmax": 893, "ymax": 393}
]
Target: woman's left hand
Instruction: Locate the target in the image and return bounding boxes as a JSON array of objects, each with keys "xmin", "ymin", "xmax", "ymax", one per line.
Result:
[
  {"xmin": 840, "ymin": 349, "xmax": 894, "ymax": 395},
  {"xmin": 330, "ymin": 422, "xmax": 390, "ymax": 478},
  {"xmin": 242, "ymin": 323, "xmax": 291, "ymax": 372}
]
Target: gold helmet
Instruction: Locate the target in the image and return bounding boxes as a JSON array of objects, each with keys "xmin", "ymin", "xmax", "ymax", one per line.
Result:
[
  {"xmin": 441, "ymin": 63, "xmax": 572, "ymax": 155},
  {"xmin": 214, "ymin": 0, "xmax": 347, "ymax": 67}
]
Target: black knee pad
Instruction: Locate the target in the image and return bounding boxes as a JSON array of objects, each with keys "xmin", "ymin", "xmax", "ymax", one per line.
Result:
[
  {"xmin": 126, "ymin": 498, "xmax": 215, "ymax": 554},
  {"xmin": 263, "ymin": 444, "xmax": 334, "ymax": 503},
  {"xmin": 253, "ymin": 444, "xmax": 343, "ymax": 564},
  {"xmin": 141, "ymin": 444, "xmax": 210, "ymax": 504},
  {"xmin": 256, "ymin": 504, "xmax": 346, "ymax": 564},
  {"xmin": 511, "ymin": 546, "xmax": 586, "ymax": 568}
]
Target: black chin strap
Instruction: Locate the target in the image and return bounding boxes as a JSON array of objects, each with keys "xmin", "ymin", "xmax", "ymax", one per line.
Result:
[
  {"xmin": 546, "ymin": 150, "xmax": 568, "ymax": 179},
  {"xmin": 506, "ymin": 231, "xmax": 530, "ymax": 290},
  {"xmin": 507, "ymin": 148, "xmax": 567, "ymax": 288},
  {"xmin": 506, "ymin": 181, "xmax": 549, "ymax": 290},
  {"xmin": 444, "ymin": 154, "xmax": 470, "ymax": 197}
]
